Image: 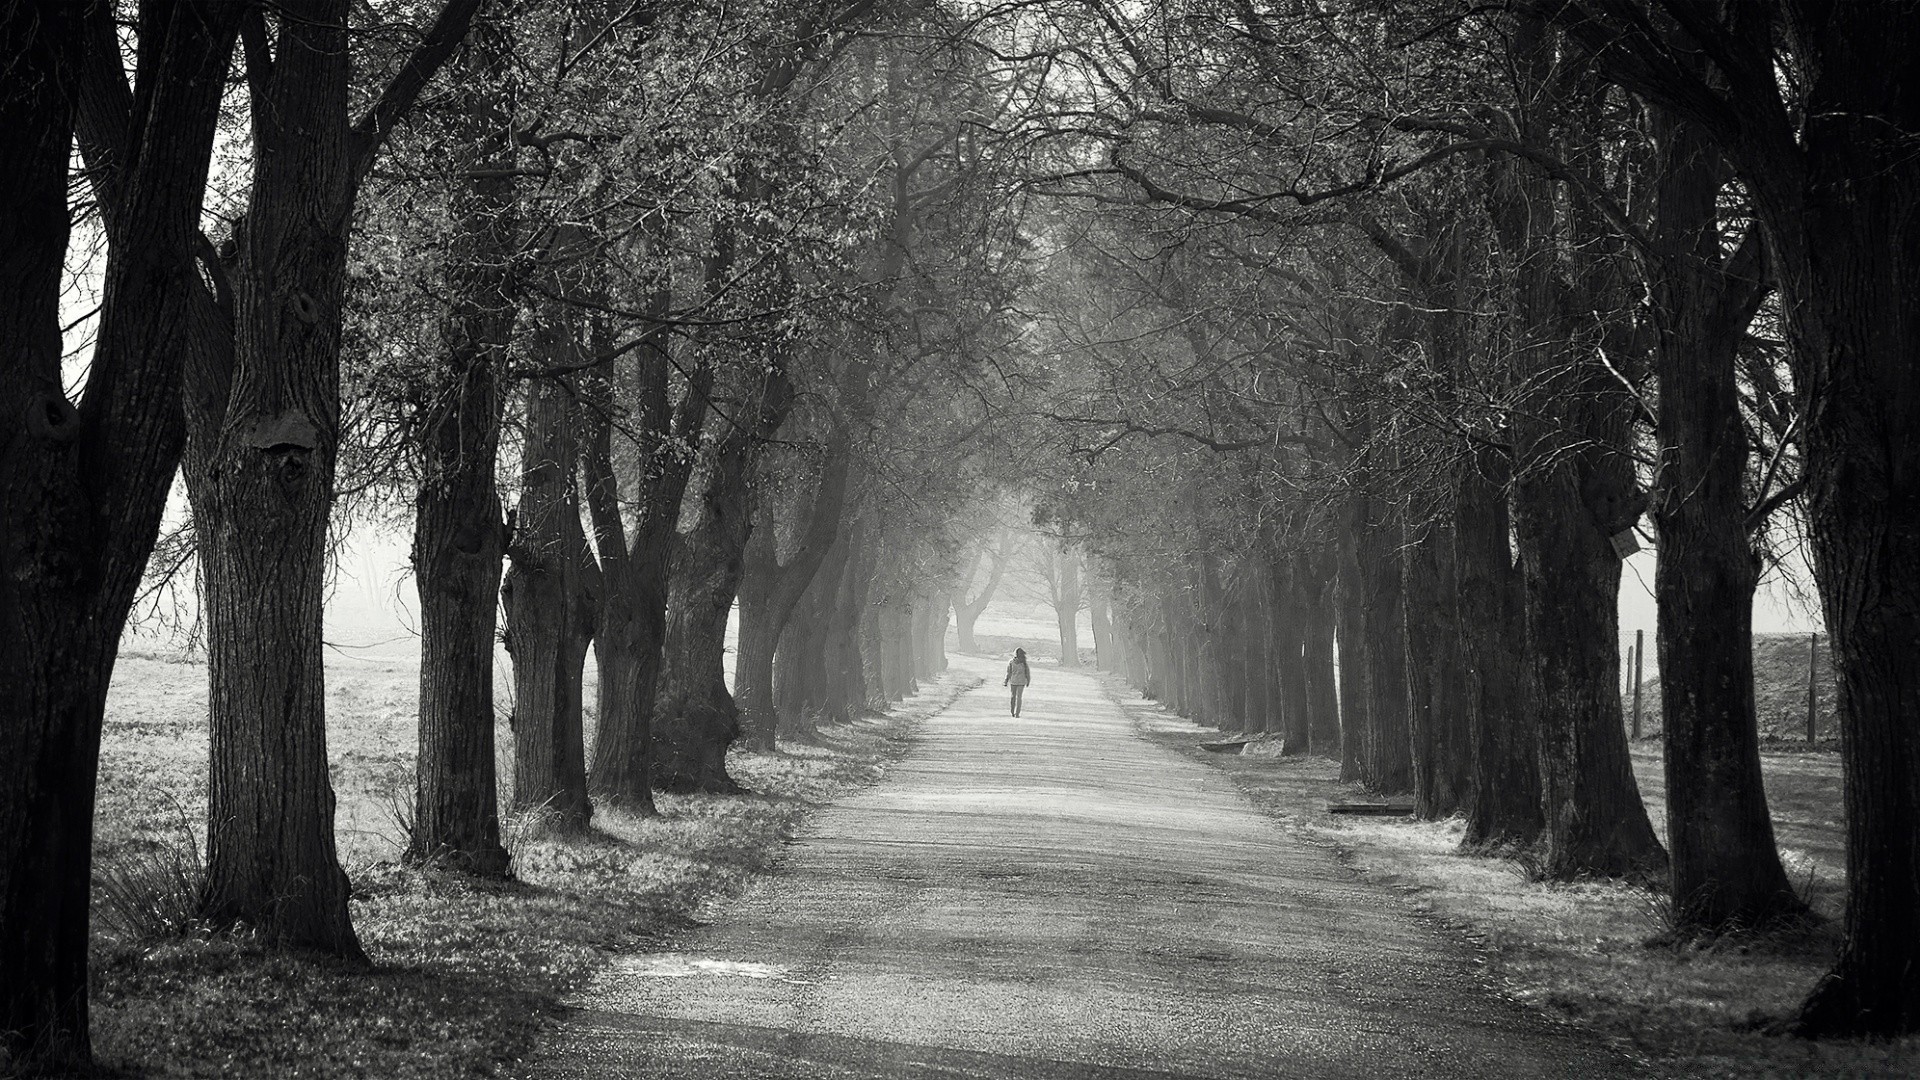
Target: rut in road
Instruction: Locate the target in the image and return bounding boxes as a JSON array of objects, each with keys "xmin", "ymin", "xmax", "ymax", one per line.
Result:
[{"xmin": 523, "ymin": 654, "xmax": 1645, "ymax": 1079}]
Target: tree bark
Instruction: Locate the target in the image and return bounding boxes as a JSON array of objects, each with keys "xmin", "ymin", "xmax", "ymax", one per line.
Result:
[
  {"xmin": 1053, "ymin": 547, "xmax": 1084, "ymax": 668},
  {"xmin": 1270, "ymin": 553, "xmax": 1312, "ymax": 754},
  {"xmin": 1777, "ymin": 32, "xmax": 1920, "ymax": 1031},
  {"xmin": 1334, "ymin": 534, "xmax": 1370, "ymax": 784},
  {"xmin": 1455, "ymin": 450, "xmax": 1542, "ymax": 849},
  {"xmin": 1647, "ymin": 109, "xmax": 1799, "ymax": 932},
  {"xmin": 1404, "ymin": 515, "xmax": 1473, "ymax": 820},
  {"xmin": 1301, "ymin": 549, "xmax": 1341, "ymax": 756},
  {"xmin": 502, "ymin": 377, "xmax": 595, "ymax": 833},
  {"xmin": 653, "ymin": 357, "xmax": 795, "ymax": 791},
  {"xmin": 579, "ymin": 276, "xmax": 704, "ymax": 814},
  {"xmin": 189, "ymin": 0, "xmax": 368, "ymax": 957},
  {"xmin": 1088, "ymin": 573, "xmax": 1116, "ymax": 671},
  {"xmin": 1494, "ymin": 22, "xmax": 1664, "ymax": 879},
  {"xmin": 0, "ymin": 2, "xmax": 237, "ymax": 1061},
  {"xmin": 736, "ymin": 427, "xmax": 853, "ymax": 751},
  {"xmin": 409, "ymin": 17, "xmax": 514, "ymax": 874},
  {"xmin": 1351, "ymin": 489, "xmax": 1413, "ymax": 794}
]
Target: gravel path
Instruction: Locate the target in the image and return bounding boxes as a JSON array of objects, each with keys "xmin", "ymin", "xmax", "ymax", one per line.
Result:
[{"xmin": 523, "ymin": 655, "xmax": 1643, "ymax": 1079}]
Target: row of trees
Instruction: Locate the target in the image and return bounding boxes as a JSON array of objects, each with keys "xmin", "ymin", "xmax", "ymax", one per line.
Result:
[
  {"xmin": 1, "ymin": 0, "xmax": 1039, "ymax": 1070},
  {"xmin": 996, "ymin": 0, "xmax": 1918, "ymax": 1039}
]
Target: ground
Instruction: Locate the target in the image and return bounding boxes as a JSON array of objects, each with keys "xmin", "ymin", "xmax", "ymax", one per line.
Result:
[
  {"xmin": 521, "ymin": 655, "xmax": 1645, "ymax": 1079},
  {"xmin": 78, "ymin": 640, "xmax": 1911, "ymax": 1078}
]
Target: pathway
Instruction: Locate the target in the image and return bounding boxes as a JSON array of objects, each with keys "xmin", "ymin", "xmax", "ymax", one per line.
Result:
[{"xmin": 522, "ymin": 655, "xmax": 1641, "ymax": 1079}]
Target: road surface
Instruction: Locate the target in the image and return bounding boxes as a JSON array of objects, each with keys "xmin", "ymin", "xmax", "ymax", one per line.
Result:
[{"xmin": 523, "ymin": 655, "xmax": 1642, "ymax": 1079}]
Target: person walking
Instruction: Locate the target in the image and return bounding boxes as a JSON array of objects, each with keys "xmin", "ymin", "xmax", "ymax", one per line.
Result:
[{"xmin": 1004, "ymin": 648, "xmax": 1031, "ymax": 717}]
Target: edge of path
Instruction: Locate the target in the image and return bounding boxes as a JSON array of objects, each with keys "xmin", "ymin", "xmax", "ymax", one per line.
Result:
[
  {"xmin": 503, "ymin": 666, "xmax": 985, "ymax": 1073},
  {"xmin": 1093, "ymin": 672, "xmax": 1674, "ymax": 1078}
]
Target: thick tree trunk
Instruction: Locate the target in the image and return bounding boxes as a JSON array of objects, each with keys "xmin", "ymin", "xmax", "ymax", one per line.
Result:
[
  {"xmin": 1405, "ymin": 517, "xmax": 1473, "ymax": 820},
  {"xmin": 829, "ymin": 521, "xmax": 875, "ymax": 721},
  {"xmin": 1053, "ymin": 549, "xmax": 1083, "ymax": 668},
  {"xmin": 1783, "ymin": 53, "xmax": 1920, "ymax": 1032},
  {"xmin": 190, "ymin": 0, "xmax": 364, "ymax": 958},
  {"xmin": 1491, "ymin": 28, "xmax": 1664, "ymax": 879},
  {"xmin": 409, "ymin": 18, "xmax": 513, "ymax": 872},
  {"xmin": 654, "ymin": 362, "xmax": 794, "ymax": 790},
  {"xmin": 1301, "ymin": 550, "xmax": 1341, "ymax": 756},
  {"xmin": 1353, "ymin": 494, "xmax": 1412, "ymax": 794},
  {"xmin": 1088, "ymin": 576, "xmax": 1116, "ymax": 671},
  {"xmin": 1512, "ymin": 443, "xmax": 1665, "ymax": 879},
  {"xmin": 1334, "ymin": 542, "xmax": 1370, "ymax": 784},
  {"xmin": 502, "ymin": 379, "xmax": 595, "ymax": 832},
  {"xmin": 1271, "ymin": 555, "xmax": 1312, "ymax": 754},
  {"xmin": 0, "ymin": 10, "xmax": 131, "ymax": 1059},
  {"xmin": 1242, "ymin": 585, "xmax": 1273, "ymax": 736},
  {"xmin": 1648, "ymin": 112, "xmax": 1799, "ymax": 932},
  {"xmin": 1454, "ymin": 451, "xmax": 1542, "ymax": 849},
  {"xmin": 735, "ymin": 430, "xmax": 852, "ymax": 751},
  {"xmin": 580, "ymin": 324, "xmax": 698, "ymax": 813}
]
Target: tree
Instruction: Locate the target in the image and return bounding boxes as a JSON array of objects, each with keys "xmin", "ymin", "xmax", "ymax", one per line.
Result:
[
  {"xmin": 3, "ymin": 2, "xmax": 241, "ymax": 1064},
  {"xmin": 407, "ymin": 12, "xmax": 515, "ymax": 874},
  {"xmin": 1544, "ymin": 0, "xmax": 1920, "ymax": 1032},
  {"xmin": 184, "ymin": 0, "xmax": 482, "ymax": 955}
]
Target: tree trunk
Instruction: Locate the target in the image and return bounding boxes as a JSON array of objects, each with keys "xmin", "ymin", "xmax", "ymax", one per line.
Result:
[
  {"xmin": 0, "ymin": 18, "xmax": 95, "ymax": 1050},
  {"xmin": 189, "ymin": 0, "xmax": 365, "ymax": 957},
  {"xmin": 1511, "ymin": 438, "xmax": 1664, "ymax": 879},
  {"xmin": 1405, "ymin": 516, "xmax": 1473, "ymax": 820},
  {"xmin": 580, "ymin": 308, "xmax": 700, "ymax": 813},
  {"xmin": 653, "ymin": 359, "xmax": 794, "ymax": 791},
  {"xmin": 955, "ymin": 528, "xmax": 1015, "ymax": 652},
  {"xmin": 1053, "ymin": 548, "xmax": 1083, "ymax": 668},
  {"xmin": 1648, "ymin": 110, "xmax": 1799, "ymax": 932},
  {"xmin": 1781, "ymin": 42, "xmax": 1920, "ymax": 1031},
  {"xmin": 1088, "ymin": 575, "xmax": 1116, "ymax": 671},
  {"xmin": 1271, "ymin": 554, "xmax": 1312, "ymax": 754},
  {"xmin": 502, "ymin": 378, "xmax": 595, "ymax": 832},
  {"xmin": 1492, "ymin": 27, "xmax": 1664, "ymax": 879},
  {"xmin": 735, "ymin": 427, "xmax": 852, "ymax": 751},
  {"xmin": 409, "ymin": 16, "xmax": 513, "ymax": 873},
  {"xmin": 1335, "ymin": 538, "xmax": 1370, "ymax": 784},
  {"xmin": 1, "ymin": 5, "xmax": 238, "ymax": 1059},
  {"xmin": 1454, "ymin": 450, "xmax": 1542, "ymax": 849},
  {"xmin": 831, "ymin": 520, "xmax": 876, "ymax": 720},
  {"xmin": 1302, "ymin": 550, "xmax": 1341, "ymax": 756},
  {"xmin": 1353, "ymin": 492, "xmax": 1413, "ymax": 794}
]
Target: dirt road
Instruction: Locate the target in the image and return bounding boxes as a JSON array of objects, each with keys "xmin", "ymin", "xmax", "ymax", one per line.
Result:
[{"xmin": 523, "ymin": 656, "xmax": 1643, "ymax": 1079}]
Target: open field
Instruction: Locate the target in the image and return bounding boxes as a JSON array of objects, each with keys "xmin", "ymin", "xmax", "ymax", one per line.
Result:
[
  {"xmin": 1119, "ymin": 683, "xmax": 1914, "ymax": 1078},
  {"xmin": 83, "ymin": 649, "xmax": 977, "ymax": 1079}
]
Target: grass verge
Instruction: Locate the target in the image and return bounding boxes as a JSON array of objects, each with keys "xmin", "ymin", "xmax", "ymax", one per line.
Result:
[
  {"xmin": 74, "ymin": 660, "xmax": 978, "ymax": 1080},
  {"xmin": 1108, "ymin": 678, "xmax": 1917, "ymax": 1080}
]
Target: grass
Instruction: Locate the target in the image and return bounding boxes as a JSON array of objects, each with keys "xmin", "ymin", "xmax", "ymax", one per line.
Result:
[
  {"xmin": 1113, "ymin": 681, "xmax": 1917, "ymax": 1079},
  {"xmin": 1634, "ymin": 633, "xmax": 1838, "ymax": 745},
  {"xmin": 72, "ymin": 651, "xmax": 977, "ymax": 1079}
]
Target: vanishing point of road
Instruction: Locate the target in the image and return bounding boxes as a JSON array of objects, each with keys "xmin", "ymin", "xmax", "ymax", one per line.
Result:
[{"xmin": 524, "ymin": 655, "xmax": 1643, "ymax": 1079}]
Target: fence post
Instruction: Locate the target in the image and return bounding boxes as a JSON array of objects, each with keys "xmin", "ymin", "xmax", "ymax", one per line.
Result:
[
  {"xmin": 1807, "ymin": 631, "xmax": 1819, "ymax": 744},
  {"xmin": 1631, "ymin": 628, "xmax": 1644, "ymax": 739}
]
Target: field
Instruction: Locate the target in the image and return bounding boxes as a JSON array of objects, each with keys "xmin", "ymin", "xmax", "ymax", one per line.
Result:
[{"xmin": 82, "ymin": 648, "xmax": 975, "ymax": 1079}]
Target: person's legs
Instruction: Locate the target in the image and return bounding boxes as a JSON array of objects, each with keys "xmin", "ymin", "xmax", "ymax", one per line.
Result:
[{"xmin": 1011, "ymin": 685, "xmax": 1024, "ymax": 716}]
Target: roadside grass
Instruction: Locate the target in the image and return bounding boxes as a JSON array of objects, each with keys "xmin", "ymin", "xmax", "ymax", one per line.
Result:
[
  {"xmin": 80, "ymin": 653, "xmax": 976, "ymax": 1079},
  {"xmin": 1111, "ymin": 681, "xmax": 1917, "ymax": 1079}
]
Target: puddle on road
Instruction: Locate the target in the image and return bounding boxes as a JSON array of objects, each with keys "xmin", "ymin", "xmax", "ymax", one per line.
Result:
[{"xmin": 612, "ymin": 954, "xmax": 793, "ymax": 980}]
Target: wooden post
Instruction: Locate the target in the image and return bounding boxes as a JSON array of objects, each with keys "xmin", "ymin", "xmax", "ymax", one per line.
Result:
[
  {"xmin": 1630, "ymin": 629, "xmax": 1644, "ymax": 739},
  {"xmin": 1807, "ymin": 631, "xmax": 1819, "ymax": 744}
]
